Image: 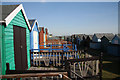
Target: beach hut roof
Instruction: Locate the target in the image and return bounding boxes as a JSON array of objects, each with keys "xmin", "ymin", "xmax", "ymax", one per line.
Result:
[
  {"xmin": 94, "ymin": 33, "xmax": 114, "ymax": 40},
  {"xmin": 28, "ymin": 19, "xmax": 39, "ymax": 31},
  {"xmin": 38, "ymin": 27, "xmax": 45, "ymax": 33},
  {"xmin": 86, "ymin": 35, "xmax": 93, "ymax": 40},
  {"xmin": 0, "ymin": 4, "xmax": 31, "ymax": 30}
]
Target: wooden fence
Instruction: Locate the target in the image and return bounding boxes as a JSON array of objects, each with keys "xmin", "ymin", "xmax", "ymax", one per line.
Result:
[
  {"xmin": 1, "ymin": 72, "xmax": 70, "ymax": 80},
  {"xmin": 30, "ymin": 51, "xmax": 83, "ymax": 67},
  {"xmin": 65, "ymin": 52, "xmax": 103, "ymax": 80},
  {"xmin": 3, "ymin": 64, "xmax": 71, "ymax": 80}
]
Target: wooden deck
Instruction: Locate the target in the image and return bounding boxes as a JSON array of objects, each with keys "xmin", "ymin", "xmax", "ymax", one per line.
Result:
[{"xmin": 29, "ymin": 67, "xmax": 59, "ymax": 70}]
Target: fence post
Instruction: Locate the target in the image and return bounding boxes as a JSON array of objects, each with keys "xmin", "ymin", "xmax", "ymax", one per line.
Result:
[
  {"xmin": 6, "ymin": 63, "xmax": 9, "ymax": 71},
  {"xmin": 30, "ymin": 50, "xmax": 32, "ymax": 67},
  {"xmin": 65, "ymin": 59, "xmax": 71, "ymax": 78},
  {"xmin": 6, "ymin": 63, "xmax": 9, "ymax": 74},
  {"xmin": 61, "ymin": 51, "xmax": 64, "ymax": 68},
  {"xmin": 99, "ymin": 52, "xmax": 103, "ymax": 80}
]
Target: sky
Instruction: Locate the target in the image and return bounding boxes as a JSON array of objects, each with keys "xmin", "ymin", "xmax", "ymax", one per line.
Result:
[{"xmin": 2, "ymin": 2, "xmax": 118, "ymax": 36}]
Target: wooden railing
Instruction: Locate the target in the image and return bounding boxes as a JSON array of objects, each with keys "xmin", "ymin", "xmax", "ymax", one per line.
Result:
[
  {"xmin": 1, "ymin": 72, "xmax": 70, "ymax": 80},
  {"xmin": 30, "ymin": 51, "xmax": 83, "ymax": 67},
  {"xmin": 4, "ymin": 64, "xmax": 71, "ymax": 80},
  {"xmin": 65, "ymin": 53, "xmax": 103, "ymax": 80}
]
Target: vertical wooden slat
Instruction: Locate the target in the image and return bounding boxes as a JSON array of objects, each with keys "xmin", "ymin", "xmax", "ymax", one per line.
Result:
[
  {"xmin": 36, "ymin": 52, "xmax": 38, "ymax": 66},
  {"xmin": 64, "ymin": 52, "xmax": 67, "ymax": 57},
  {"xmin": 70, "ymin": 52, "xmax": 71, "ymax": 58},
  {"xmin": 53, "ymin": 52, "xmax": 55, "ymax": 66},
  {"xmin": 92, "ymin": 60, "xmax": 95, "ymax": 76},
  {"xmin": 39, "ymin": 52, "xmax": 40, "ymax": 66},
  {"xmin": 67, "ymin": 52, "xmax": 68, "ymax": 59},
  {"xmin": 45, "ymin": 52, "xmax": 46, "ymax": 59},
  {"xmin": 75, "ymin": 51, "xmax": 76, "ymax": 58},
  {"xmin": 56, "ymin": 52, "xmax": 57, "ymax": 66},
  {"xmin": 96, "ymin": 60, "xmax": 99, "ymax": 75},
  {"xmin": 78, "ymin": 62, "xmax": 82, "ymax": 76},
  {"xmin": 59, "ymin": 52, "xmax": 60, "ymax": 66},
  {"xmin": 61, "ymin": 52, "xmax": 63, "ymax": 68},
  {"xmin": 100, "ymin": 52, "xmax": 103, "ymax": 80},
  {"xmin": 33, "ymin": 52, "xmax": 35, "ymax": 66},
  {"xmin": 47, "ymin": 52, "xmax": 48, "ymax": 59},
  {"xmin": 73, "ymin": 63, "xmax": 76, "ymax": 78},
  {"xmin": 50, "ymin": 52, "xmax": 51, "ymax": 61}
]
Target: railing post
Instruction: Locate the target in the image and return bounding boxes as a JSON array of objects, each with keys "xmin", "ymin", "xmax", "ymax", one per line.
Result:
[
  {"xmin": 6, "ymin": 63, "xmax": 9, "ymax": 71},
  {"xmin": 61, "ymin": 51, "xmax": 64, "ymax": 68},
  {"xmin": 30, "ymin": 50, "xmax": 32, "ymax": 67},
  {"xmin": 99, "ymin": 52, "xmax": 103, "ymax": 80},
  {"xmin": 65, "ymin": 59, "xmax": 71, "ymax": 78},
  {"xmin": 6, "ymin": 63, "xmax": 9, "ymax": 74}
]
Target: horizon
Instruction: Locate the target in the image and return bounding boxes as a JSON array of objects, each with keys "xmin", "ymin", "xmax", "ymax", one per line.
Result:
[{"xmin": 2, "ymin": 2, "xmax": 118, "ymax": 36}]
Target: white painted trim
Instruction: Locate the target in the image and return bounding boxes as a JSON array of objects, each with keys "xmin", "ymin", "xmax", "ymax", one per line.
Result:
[
  {"xmin": 0, "ymin": 21, "xmax": 5, "ymax": 23},
  {"xmin": 31, "ymin": 19, "xmax": 39, "ymax": 31},
  {"xmin": 4, "ymin": 4, "xmax": 31, "ymax": 30}
]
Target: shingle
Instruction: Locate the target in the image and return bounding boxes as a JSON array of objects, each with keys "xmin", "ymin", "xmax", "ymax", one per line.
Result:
[
  {"xmin": 28, "ymin": 19, "xmax": 36, "ymax": 28},
  {"xmin": 95, "ymin": 33, "xmax": 114, "ymax": 40},
  {"xmin": 74, "ymin": 34, "xmax": 86, "ymax": 39},
  {"xmin": 87, "ymin": 35, "xmax": 93, "ymax": 40},
  {"xmin": 117, "ymin": 34, "xmax": 120, "ymax": 38},
  {"xmin": 38, "ymin": 27, "xmax": 44, "ymax": 32}
]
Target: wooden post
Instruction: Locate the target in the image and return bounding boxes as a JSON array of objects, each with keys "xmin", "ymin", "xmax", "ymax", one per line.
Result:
[
  {"xmin": 33, "ymin": 52, "xmax": 35, "ymax": 66},
  {"xmin": 68, "ymin": 62, "xmax": 71, "ymax": 78},
  {"xmin": 73, "ymin": 63, "xmax": 76, "ymax": 77},
  {"xmin": 67, "ymin": 52, "xmax": 68, "ymax": 59},
  {"xmin": 6, "ymin": 63, "xmax": 9, "ymax": 71},
  {"xmin": 30, "ymin": 50, "xmax": 32, "ymax": 67},
  {"xmin": 53, "ymin": 52, "xmax": 55, "ymax": 66},
  {"xmin": 39, "ymin": 52, "xmax": 41, "ymax": 66},
  {"xmin": 59, "ymin": 52, "xmax": 60, "ymax": 66},
  {"xmin": 99, "ymin": 52, "xmax": 103, "ymax": 80},
  {"xmin": 96, "ymin": 60, "xmax": 99, "ymax": 75},
  {"xmin": 61, "ymin": 52, "xmax": 64, "ymax": 68},
  {"xmin": 36, "ymin": 52, "xmax": 38, "ymax": 66},
  {"xmin": 56, "ymin": 52, "xmax": 57, "ymax": 66}
]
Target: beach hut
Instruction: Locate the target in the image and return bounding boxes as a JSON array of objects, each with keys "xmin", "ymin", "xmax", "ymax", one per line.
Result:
[
  {"xmin": 29, "ymin": 19, "xmax": 39, "ymax": 52},
  {"xmin": 107, "ymin": 34, "xmax": 120, "ymax": 56},
  {"xmin": 44, "ymin": 28, "xmax": 48, "ymax": 46},
  {"xmin": 111, "ymin": 34, "xmax": 120, "ymax": 44},
  {"xmin": 101, "ymin": 33, "xmax": 114, "ymax": 52},
  {"xmin": 0, "ymin": 4, "xmax": 31, "ymax": 75},
  {"xmin": 38, "ymin": 27, "xmax": 45, "ymax": 49}
]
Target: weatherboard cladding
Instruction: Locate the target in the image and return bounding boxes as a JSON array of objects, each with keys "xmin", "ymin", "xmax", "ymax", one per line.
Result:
[{"xmin": 2, "ymin": 10, "xmax": 30, "ymax": 74}]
